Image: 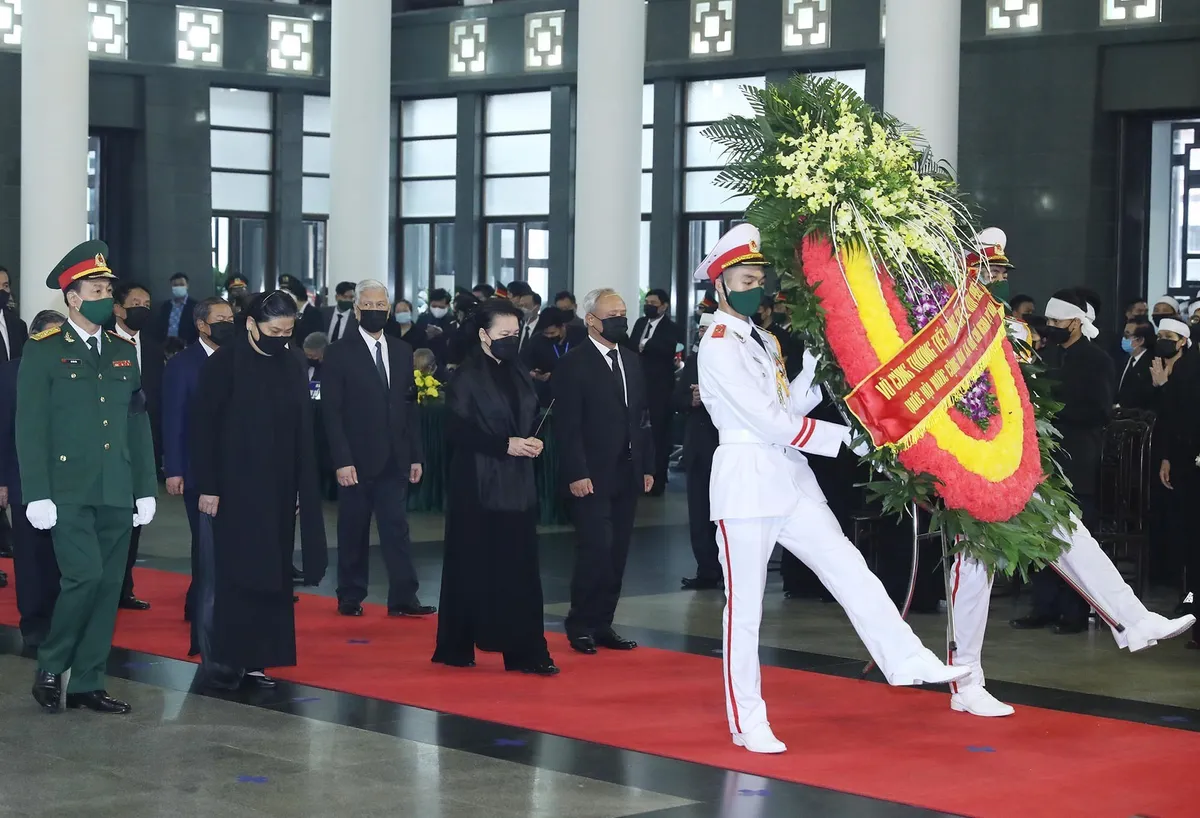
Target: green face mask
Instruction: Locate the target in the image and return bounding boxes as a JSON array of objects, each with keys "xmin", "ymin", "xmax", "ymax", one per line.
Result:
[
  {"xmin": 78, "ymin": 296, "xmax": 114, "ymax": 326},
  {"xmin": 987, "ymin": 280, "xmax": 1010, "ymax": 305},
  {"xmin": 725, "ymin": 286, "xmax": 764, "ymax": 319}
]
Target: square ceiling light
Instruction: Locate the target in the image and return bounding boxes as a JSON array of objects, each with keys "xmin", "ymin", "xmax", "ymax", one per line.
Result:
[
  {"xmin": 449, "ymin": 18, "xmax": 487, "ymax": 75},
  {"xmin": 89, "ymin": 0, "xmax": 128, "ymax": 59},
  {"xmin": 525, "ymin": 10, "xmax": 564, "ymax": 71},
  {"xmin": 690, "ymin": 0, "xmax": 735, "ymax": 58},
  {"xmin": 985, "ymin": 0, "xmax": 1041, "ymax": 34},
  {"xmin": 782, "ymin": 0, "xmax": 831, "ymax": 51},
  {"xmin": 177, "ymin": 6, "xmax": 223, "ymax": 67},
  {"xmin": 268, "ymin": 14, "xmax": 313, "ymax": 76},
  {"xmin": 1101, "ymin": 0, "xmax": 1161, "ymax": 25},
  {"xmin": 0, "ymin": 0, "xmax": 21, "ymax": 51}
]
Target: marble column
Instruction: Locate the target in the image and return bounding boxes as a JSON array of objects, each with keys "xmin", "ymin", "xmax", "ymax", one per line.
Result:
[
  {"xmin": 572, "ymin": 0, "xmax": 646, "ymax": 308},
  {"xmin": 21, "ymin": 0, "xmax": 90, "ymax": 321},
  {"xmin": 883, "ymin": 0, "xmax": 961, "ymax": 169}
]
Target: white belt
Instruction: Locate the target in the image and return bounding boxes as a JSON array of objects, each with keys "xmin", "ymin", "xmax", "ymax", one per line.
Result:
[{"xmin": 719, "ymin": 429, "xmax": 768, "ymax": 445}]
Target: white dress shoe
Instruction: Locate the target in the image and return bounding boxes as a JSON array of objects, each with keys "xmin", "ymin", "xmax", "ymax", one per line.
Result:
[
  {"xmin": 732, "ymin": 723, "xmax": 787, "ymax": 754},
  {"xmin": 885, "ymin": 650, "xmax": 971, "ymax": 686},
  {"xmin": 951, "ymin": 685, "xmax": 1015, "ymax": 718},
  {"xmin": 1126, "ymin": 613, "xmax": 1195, "ymax": 653}
]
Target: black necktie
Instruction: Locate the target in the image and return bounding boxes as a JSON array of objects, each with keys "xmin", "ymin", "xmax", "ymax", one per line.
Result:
[
  {"xmin": 607, "ymin": 349, "xmax": 626, "ymax": 405},
  {"xmin": 87, "ymin": 336, "xmax": 100, "ymax": 362},
  {"xmin": 375, "ymin": 341, "xmax": 388, "ymax": 389},
  {"xmin": 331, "ymin": 313, "xmax": 343, "ymax": 342}
]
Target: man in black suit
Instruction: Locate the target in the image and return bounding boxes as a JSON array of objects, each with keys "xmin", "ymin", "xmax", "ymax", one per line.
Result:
[
  {"xmin": 0, "ymin": 266, "xmax": 27, "ymax": 559},
  {"xmin": 279, "ymin": 274, "xmax": 325, "ymax": 345},
  {"xmin": 320, "ymin": 281, "xmax": 358, "ymax": 343},
  {"xmin": 553, "ymin": 288, "xmax": 654, "ymax": 654},
  {"xmin": 674, "ymin": 314, "xmax": 721, "ymax": 590},
  {"xmin": 111, "ymin": 281, "xmax": 165, "ymax": 611},
  {"xmin": 1116, "ymin": 319, "xmax": 1156, "ymax": 411},
  {"xmin": 151, "ymin": 272, "xmax": 198, "ymax": 345},
  {"xmin": 321, "ymin": 279, "xmax": 433, "ymax": 618},
  {"xmin": 0, "ymin": 309, "xmax": 64, "ymax": 644},
  {"xmin": 523, "ymin": 307, "xmax": 586, "ymax": 407},
  {"xmin": 629, "ymin": 287, "xmax": 679, "ymax": 496}
]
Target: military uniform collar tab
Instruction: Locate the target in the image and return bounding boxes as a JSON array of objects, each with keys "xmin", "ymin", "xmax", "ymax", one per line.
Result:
[{"xmin": 714, "ymin": 307, "xmax": 754, "ymax": 335}]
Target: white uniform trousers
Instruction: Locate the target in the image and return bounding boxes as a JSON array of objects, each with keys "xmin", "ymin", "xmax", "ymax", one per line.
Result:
[
  {"xmin": 947, "ymin": 514, "xmax": 1154, "ymax": 691},
  {"xmin": 716, "ymin": 496, "xmax": 939, "ymax": 736}
]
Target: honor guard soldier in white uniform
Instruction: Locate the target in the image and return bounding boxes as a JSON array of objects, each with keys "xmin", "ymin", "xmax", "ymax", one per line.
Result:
[{"xmin": 695, "ymin": 224, "xmax": 968, "ymax": 754}]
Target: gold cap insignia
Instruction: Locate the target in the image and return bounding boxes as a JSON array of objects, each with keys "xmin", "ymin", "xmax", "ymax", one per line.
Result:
[
  {"xmin": 95, "ymin": 253, "xmax": 106, "ymax": 266},
  {"xmin": 748, "ymin": 240, "xmax": 758, "ymax": 253}
]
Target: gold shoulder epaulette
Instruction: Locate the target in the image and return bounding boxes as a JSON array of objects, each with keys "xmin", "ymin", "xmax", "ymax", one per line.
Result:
[
  {"xmin": 107, "ymin": 331, "xmax": 135, "ymax": 345},
  {"xmin": 30, "ymin": 326, "xmax": 61, "ymax": 341}
]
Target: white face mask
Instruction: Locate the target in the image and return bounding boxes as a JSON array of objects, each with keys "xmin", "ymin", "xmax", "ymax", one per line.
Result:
[{"xmin": 430, "ymin": 306, "xmax": 448, "ymax": 319}]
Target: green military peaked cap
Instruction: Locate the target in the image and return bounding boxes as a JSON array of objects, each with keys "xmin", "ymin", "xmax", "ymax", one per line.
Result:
[{"xmin": 47, "ymin": 240, "xmax": 117, "ymax": 292}]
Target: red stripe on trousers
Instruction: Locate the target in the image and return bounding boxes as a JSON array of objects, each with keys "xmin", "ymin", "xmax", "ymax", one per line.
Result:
[
  {"xmin": 718, "ymin": 520, "xmax": 741, "ymax": 734},
  {"xmin": 948, "ymin": 554, "xmax": 962, "ymax": 693}
]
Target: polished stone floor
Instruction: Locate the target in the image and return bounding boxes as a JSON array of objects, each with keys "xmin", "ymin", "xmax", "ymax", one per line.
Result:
[{"xmin": 3, "ymin": 474, "xmax": 1197, "ymax": 817}]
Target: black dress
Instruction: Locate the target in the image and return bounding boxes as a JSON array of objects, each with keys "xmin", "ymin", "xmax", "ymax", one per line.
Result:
[
  {"xmin": 432, "ymin": 354, "xmax": 551, "ymax": 669},
  {"xmin": 190, "ymin": 334, "xmax": 328, "ymax": 671}
]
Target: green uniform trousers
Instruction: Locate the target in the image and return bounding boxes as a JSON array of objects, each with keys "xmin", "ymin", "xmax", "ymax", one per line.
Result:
[{"xmin": 38, "ymin": 504, "xmax": 132, "ymax": 694}]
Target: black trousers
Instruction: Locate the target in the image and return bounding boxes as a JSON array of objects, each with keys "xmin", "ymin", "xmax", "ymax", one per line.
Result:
[
  {"xmin": 647, "ymin": 394, "xmax": 673, "ymax": 492},
  {"xmin": 122, "ymin": 519, "xmax": 141, "ymax": 600},
  {"xmin": 685, "ymin": 454, "xmax": 720, "ymax": 581},
  {"xmin": 1030, "ymin": 494, "xmax": 1098, "ymax": 624},
  {"xmin": 12, "ymin": 504, "xmax": 60, "ymax": 639},
  {"xmin": 566, "ymin": 463, "xmax": 639, "ymax": 638},
  {"xmin": 182, "ymin": 489, "xmax": 201, "ymax": 621},
  {"xmin": 335, "ymin": 458, "xmax": 417, "ymax": 610}
]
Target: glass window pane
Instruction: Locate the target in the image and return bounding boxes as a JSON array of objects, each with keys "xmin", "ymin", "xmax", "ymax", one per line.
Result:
[
  {"xmin": 402, "ymin": 97, "xmax": 458, "ymax": 138},
  {"xmin": 641, "ymin": 172, "xmax": 652, "ymax": 214},
  {"xmin": 235, "ymin": 218, "xmax": 269, "ymax": 291},
  {"xmin": 1169, "ymin": 165, "xmax": 1184, "ymax": 288},
  {"xmin": 1188, "ymin": 258, "xmax": 1200, "ymax": 283},
  {"xmin": 685, "ymin": 77, "xmax": 765, "ymax": 124},
  {"xmin": 1188, "ymin": 187, "xmax": 1200, "ymax": 254},
  {"xmin": 638, "ymin": 219, "xmax": 650, "ymax": 294},
  {"xmin": 810, "ymin": 69, "xmax": 867, "ymax": 99},
  {"xmin": 1173, "ymin": 128, "xmax": 1195, "ymax": 156},
  {"xmin": 211, "ymin": 130, "xmax": 272, "ymax": 171},
  {"xmin": 487, "ymin": 222, "xmax": 520, "ymax": 286},
  {"xmin": 528, "ymin": 267, "xmax": 549, "ymax": 301},
  {"xmin": 303, "ymin": 94, "xmax": 331, "ymax": 135},
  {"xmin": 685, "ymin": 125, "xmax": 729, "ymax": 169},
  {"xmin": 433, "ymin": 223, "xmax": 456, "ymax": 279},
  {"xmin": 642, "ymin": 84, "xmax": 655, "ymax": 126},
  {"xmin": 302, "ymin": 135, "xmax": 330, "ymax": 175},
  {"xmin": 484, "ymin": 133, "xmax": 552, "ymax": 175},
  {"xmin": 684, "ymin": 170, "xmax": 748, "ymax": 213},
  {"xmin": 483, "ymin": 176, "xmax": 550, "ymax": 217},
  {"xmin": 485, "ymin": 91, "xmax": 552, "ymax": 134},
  {"xmin": 212, "ymin": 171, "xmax": 270, "ymax": 212},
  {"xmin": 1191, "ymin": 148, "xmax": 1200, "ymax": 171},
  {"xmin": 401, "ymin": 179, "xmax": 456, "ymax": 218},
  {"xmin": 642, "ymin": 127, "xmax": 654, "ymax": 170},
  {"xmin": 210, "ymin": 87, "xmax": 272, "ymax": 130},
  {"xmin": 402, "ymin": 222, "xmax": 432, "ymax": 306},
  {"xmin": 302, "ymin": 176, "xmax": 330, "ymax": 216},
  {"xmin": 401, "ymin": 137, "xmax": 457, "ymax": 179},
  {"xmin": 526, "ymin": 224, "xmax": 549, "ymax": 261}
]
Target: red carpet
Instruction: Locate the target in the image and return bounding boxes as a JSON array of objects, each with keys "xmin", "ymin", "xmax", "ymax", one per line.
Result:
[{"xmin": 3, "ymin": 562, "xmax": 1198, "ymax": 818}]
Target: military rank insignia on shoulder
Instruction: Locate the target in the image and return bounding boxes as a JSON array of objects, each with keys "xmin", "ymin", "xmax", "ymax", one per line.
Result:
[
  {"xmin": 107, "ymin": 331, "xmax": 135, "ymax": 345},
  {"xmin": 711, "ymin": 325, "xmax": 727, "ymax": 339},
  {"xmin": 30, "ymin": 326, "xmax": 61, "ymax": 342}
]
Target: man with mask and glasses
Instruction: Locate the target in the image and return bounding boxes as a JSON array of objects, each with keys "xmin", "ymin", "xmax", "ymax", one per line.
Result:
[
  {"xmin": 553, "ymin": 288, "xmax": 655, "ymax": 657},
  {"xmin": 321, "ymin": 280, "xmax": 432, "ymax": 619},
  {"xmin": 164, "ymin": 296, "xmax": 235, "ymax": 625},
  {"xmin": 111, "ymin": 281, "xmax": 165, "ymax": 612},
  {"xmin": 694, "ymin": 224, "xmax": 967, "ymax": 754},
  {"xmin": 19, "ymin": 240, "xmax": 157, "ymax": 714}
]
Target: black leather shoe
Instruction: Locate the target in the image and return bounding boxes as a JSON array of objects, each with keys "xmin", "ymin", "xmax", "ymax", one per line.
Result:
[
  {"xmin": 291, "ymin": 565, "xmax": 304, "ymax": 586},
  {"xmin": 595, "ymin": 630, "xmax": 638, "ymax": 651},
  {"xmin": 1009, "ymin": 614, "xmax": 1056, "ymax": 630},
  {"xmin": 509, "ymin": 660, "xmax": 560, "ymax": 676},
  {"xmin": 65, "ymin": 691, "xmax": 131, "ymax": 714},
  {"xmin": 432, "ymin": 656, "xmax": 476, "ymax": 668},
  {"xmin": 569, "ymin": 635, "xmax": 598, "ymax": 655},
  {"xmin": 389, "ymin": 604, "xmax": 436, "ymax": 617},
  {"xmin": 681, "ymin": 576, "xmax": 723, "ymax": 591},
  {"xmin": 31, "ymin": 670, "xmax": 62, "ymax": 714},
  {"xmin": 118, "ymin": 596, "xmax": 151, "ymax": 611},
  {"xmin": 1054, "ymin": 619, "xmax": 1088, "ymax": 635},
  {"xmin": 337, "ymin": 603, "xmax": 364, "ymax": 617},
  {"xmin": 241, "ymin": 673, "xmax": 277, "ymax": 690},
  {"xmin": 0, "ymin": 541, "xmax": 12, "ymax": 558}
]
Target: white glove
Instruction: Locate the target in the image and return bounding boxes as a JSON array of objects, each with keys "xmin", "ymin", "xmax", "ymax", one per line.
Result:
[
  {"xmin": 843, "ymin": 427, "xmax": 871, "ymax": 457},
  {"xmin": 133, "ymin": 497, "xmax": 156, "ymax": 528},
  {"xmin": 801, "ymin": 349, "xmax": 820, "ymax": 374},
  {"xmin": 27, "ymin": 499, "xmax": 57, "ymax": 531}
]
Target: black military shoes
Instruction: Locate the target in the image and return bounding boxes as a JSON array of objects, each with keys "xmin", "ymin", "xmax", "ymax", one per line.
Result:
[
  {"xmin": 31, "ymin": 670, "xmax": 62, "ymax": 714},
  {"xmin": 65, "ymin": 691, "xmax": 132, "ymax": 714}
]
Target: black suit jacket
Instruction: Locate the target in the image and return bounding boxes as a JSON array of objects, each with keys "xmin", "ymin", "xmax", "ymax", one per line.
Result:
[
  {"xmin": 672, "ymin": 355, "xmax": 717, "ymax": 470},
  {"xmin": 1043, "ymin": 338, "xmax": 1115, "ymax": 496},
  {"xmin": 1115, "ymin": 351, "xmax": 1156, "ymax": 411},
  {"xmin": 319, "ymin": 306, "xmax": 358, "ymax": 343},
  {"xmin": 152, "ymin": 298, "xmax": 198, "ymax": 344},
  {"xmin": 294, "ymin": 306, "xmax": 325, "ymax": 345},
  {"xmin": 321, "ymin": 332, "xmax": 423, "ymax": 480},
  {"xmin": 137, "ymin": 333, "xmax": 166, "ymax": 469},
  {"xmin": 1, "ymin": 308, "xmax": 27, "ymax": 361},
  {"xmin": 0, "ymin": 358, "xmax": 20, "ymax": 504},
  {"xmin": 629, "ymin": 314, "xmax": 680, "ymax": 404},
  {"xmin": 553, "ymin": 339, "xmax": 654, "ymax": 497}
]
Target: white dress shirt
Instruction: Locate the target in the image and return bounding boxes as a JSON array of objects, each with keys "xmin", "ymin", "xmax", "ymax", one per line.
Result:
[
  {"xmin": 589, "ymin": 334, "xmax": 627, "ymax": 406},
  {"xmin": 114, "ymin": 324, "xmax": 142, "ymax": 370},
  {"xmin": 328, "ymin": 308, "xmax": 349, "ymax": 342},
  {"xmin": 68, "ymin": 317, "xmax": 103, "ymax": 355},
  {"xmin": 639, "ymin": 315, "xmax": 663, "ymax": 352},
  {"xmin": 201, "ymin": 336, "xmax": 218, "ymax": 356},
  {"xmin": 360, "ymin": 325, "xmax": 390, "ymax": 386}
]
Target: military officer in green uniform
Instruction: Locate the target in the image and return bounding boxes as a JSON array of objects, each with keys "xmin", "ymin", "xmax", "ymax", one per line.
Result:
[{"xmin": 18, "ymin": 240, "xmax": 158, "ymax": 715}]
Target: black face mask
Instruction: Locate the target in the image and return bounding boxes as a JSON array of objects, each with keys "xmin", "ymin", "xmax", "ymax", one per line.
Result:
[
  {"xmin": 487, "ymin": 335, "xmax": 521, "ymax": 362},
  {"xmin": 595, "ymin": 316, "xmax": 628, "ymax": 345},
  {"xmin": 643, "ymin": 304, "xmax": 659, "ymax": 319},
  {"xmin": 254, "ymin": 331, "xmax": 291, "ymax": 357},
  {"xmin": 358, "ymin": 309, "xmax": 389, "ymax": 334},
  {"xmin": 122, "ymin": 306, "xmax": 151, "ymax": 332},
  {"xmin": 1154, "ymin": 339, "xmax": 1181, "ymax": 359},
  {"xmin": 207, "ymin": 321, "xmax": 235, "ymax": 347},
  {"xmin": 1040, "ymin": 325, "xmax": 1072, "ymax": 346}
]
